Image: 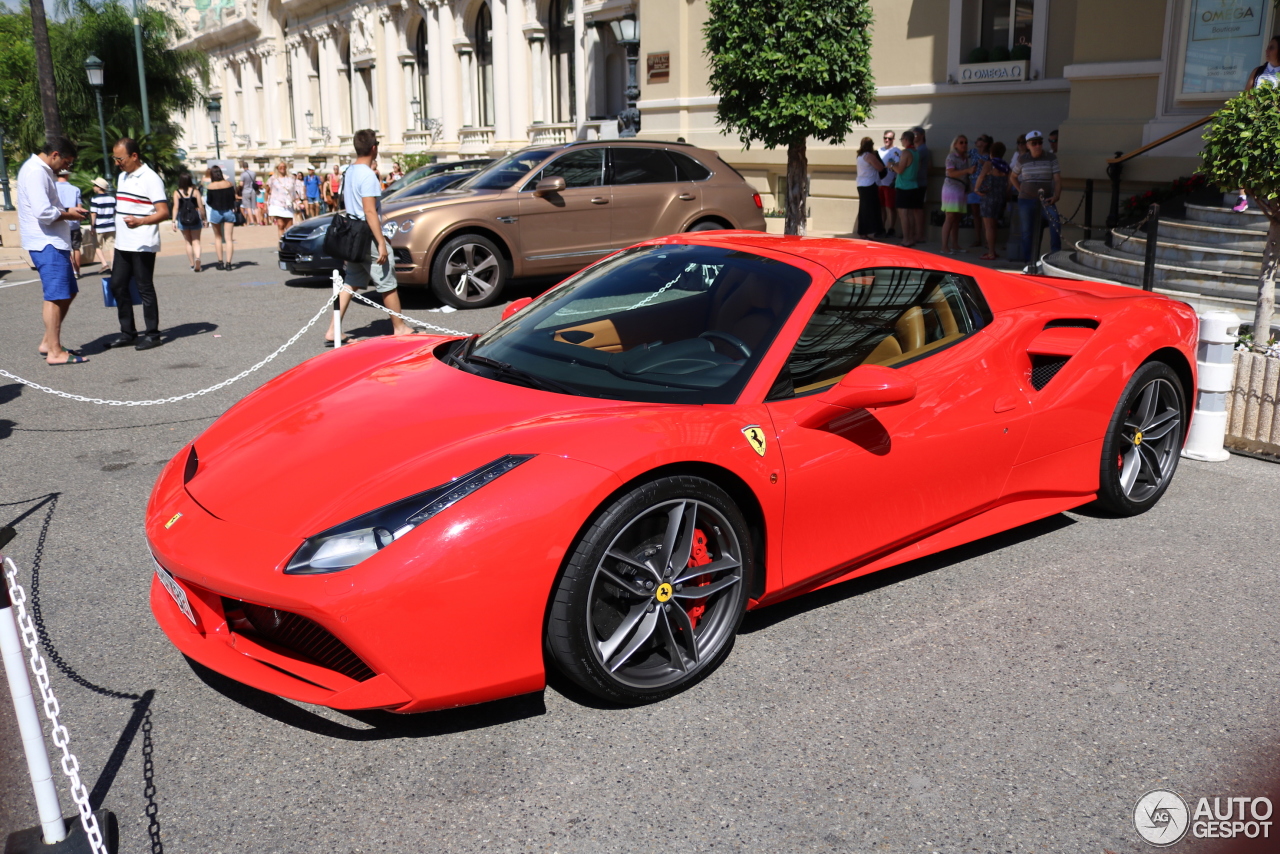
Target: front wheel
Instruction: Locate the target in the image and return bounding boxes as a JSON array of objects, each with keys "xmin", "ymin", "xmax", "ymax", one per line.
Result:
[
  {"xmin": 546, "ymin": 476, "xmax": 753, "ymax": 705},
  {"xmin": 1094, "ymin": 360, "xmax": 1186, "ymax": 516},
  {"xmin": 430, "ymin": 233, "xmax": 508, "ymax": 309}
]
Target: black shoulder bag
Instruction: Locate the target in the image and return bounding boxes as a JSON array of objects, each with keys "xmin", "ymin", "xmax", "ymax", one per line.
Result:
[{"xmin": 323, "ymin": 172, "xmax": 374, "ymax": 263}]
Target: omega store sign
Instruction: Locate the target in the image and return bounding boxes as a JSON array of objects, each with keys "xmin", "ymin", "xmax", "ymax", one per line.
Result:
[{"xmin": 1180, "ymin": 0, "xmax": 1272, "ymax": 98}]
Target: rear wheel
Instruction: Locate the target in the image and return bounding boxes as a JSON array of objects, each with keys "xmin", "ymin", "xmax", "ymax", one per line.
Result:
[
  {"xmin": 430, "ymin": 233, "xmax": 508, "ymax": 308},
  {"xmin": 1095, "ymin": 361, "xmax": 1186, "ymax": 516},
  {"xmin": 686, "ymin": 219, "xmax": 730, "ymax": 233},
  {"xmin": 546, "ymin": 476, "xmax": 753, "ymax": 705}
]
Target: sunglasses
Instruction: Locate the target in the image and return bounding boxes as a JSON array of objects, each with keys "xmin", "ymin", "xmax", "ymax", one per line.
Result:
[{"xmin": 1028, "ymin": 140, "xmax": 1044, "ymax": 146}]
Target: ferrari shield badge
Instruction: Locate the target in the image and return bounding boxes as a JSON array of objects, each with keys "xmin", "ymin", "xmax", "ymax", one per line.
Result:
[
  {"xmin": 165, "ymin": 513, "xmax": 182, "ymax": 529},
  {"xmin": 741, "ymin": 425, "xmax": 767, "ymax": 457}
]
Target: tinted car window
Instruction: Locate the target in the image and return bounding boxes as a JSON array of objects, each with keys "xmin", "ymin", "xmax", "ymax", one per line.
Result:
[
  {"xmin": 459, "ymin": 244, "xmax": 811, "ymax": 404},
  {"xmin": 384, "ymin": 170, "xmax": 477, "ymax": 202},
  {"xmin": 611, "ymin": 147, "xmax": 677, "ymax": 184},
  {"xmin": 769, "ymin": 267, "xmax": 991, "ymax": 399},
  {"xmin": 669, "ymin": 151, "xmax": 712, "ymax": 181},
  {"xmin": 459, "ymin": 148, "xmax": 557, "ymax": 190},
  {"xmin": 527, "ymin": 148, "xmax": 606, "ymax": 190}
]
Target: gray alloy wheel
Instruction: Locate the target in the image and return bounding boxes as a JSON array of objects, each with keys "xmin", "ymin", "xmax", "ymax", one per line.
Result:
[
  {"xmin": 546, "ymin": 476, "xmax": 753, "ymax": 704},
  {"xmin": 430, "ymin": 233, "xmax": 507, "ymax": 308},
  {"xmin": 1096, "ymin": 361, "xmax": 1185, "ymax": 516}
]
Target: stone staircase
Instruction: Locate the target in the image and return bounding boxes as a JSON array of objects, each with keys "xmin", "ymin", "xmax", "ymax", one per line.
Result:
[{"xmin": 1043, "ymin": 203, "xmax": 1270, "ymax": 322}]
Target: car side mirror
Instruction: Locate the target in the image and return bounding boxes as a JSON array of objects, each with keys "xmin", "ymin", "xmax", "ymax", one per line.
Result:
[
  {"xmin": 501, "ymin": 297, "xmax": 534, "ymax": 320},
  {"xmin": 533, "ymin": 175, "xmax": 566, "ymax": 197},
  {"xmin": 796, "ymin": 364, "xmax": 917, "ymax": 428}
]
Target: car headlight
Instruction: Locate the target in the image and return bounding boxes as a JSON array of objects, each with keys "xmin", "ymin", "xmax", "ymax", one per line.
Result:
[
  {"xmin": 382, "ymin": 221, "xmax": 399, "ymax": 238},
  {"xmin": 284, "ymin": 454, "xmax": 533, "ymax": 575}
]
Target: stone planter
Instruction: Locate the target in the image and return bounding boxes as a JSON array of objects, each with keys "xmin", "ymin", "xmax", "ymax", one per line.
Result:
[{"xmin": 1225, "ymin": 350, "xmax": 1280, "ymax": 458}]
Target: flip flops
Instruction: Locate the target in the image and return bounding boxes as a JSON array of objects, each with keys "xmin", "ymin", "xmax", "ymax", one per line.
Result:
[
  {"xmin": 46, "ymin": 353, "xmax": 89, "ymax": 366},
  {"xmin": 38, "ymin": 348, "xmax": 82, "ymax": 358},
  {"xmin": 323, "ymin": 336, "xmax": 353, "ymax": 348}
]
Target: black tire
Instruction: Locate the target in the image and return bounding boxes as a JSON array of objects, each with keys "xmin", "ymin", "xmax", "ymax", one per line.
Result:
[
  {"xmin": 546, "ymin": 475, "xmax": 754, "ymax": 705},
  {"xmin": 1094, "ymin": 360, "xmax": 1186, "ymax": 516},
  {"xmin": 430, "ymin": 233, "xmax": 508, "ymax": 309},
  {"xmin": 686, "ymin": 219, "xmax": 730, "ymax": 233}
]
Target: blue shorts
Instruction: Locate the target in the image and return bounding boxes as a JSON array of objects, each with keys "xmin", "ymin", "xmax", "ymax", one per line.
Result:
[
  {"xmin": 306, "ymin": 194, "xmax": 320, "ymax": 203},
  {"xmin": 208, "ymin": 207, "xmax": 236, "ymax": 225},
  {"xmin": 30, "ymin": 245, "xmax": 78, "ymax": 301}
]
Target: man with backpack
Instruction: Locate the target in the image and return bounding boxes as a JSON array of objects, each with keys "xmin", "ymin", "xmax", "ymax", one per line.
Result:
[{"xmin": 322, "ymin": 129, "xmax": 413, "ymax": 345}]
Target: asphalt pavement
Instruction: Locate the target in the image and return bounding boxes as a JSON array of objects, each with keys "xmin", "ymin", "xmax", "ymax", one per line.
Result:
[{"xmin": 1, "ymin": 243, "xmax": 1278, "ymax": 854}]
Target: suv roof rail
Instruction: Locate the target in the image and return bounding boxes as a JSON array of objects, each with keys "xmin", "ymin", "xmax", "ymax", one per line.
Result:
[{"xmin": 560, "ymin": 138, "xmax": 696, "ymax": 148}]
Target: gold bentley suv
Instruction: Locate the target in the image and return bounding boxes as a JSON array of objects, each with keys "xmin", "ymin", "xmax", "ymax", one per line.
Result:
[{"xmin": 382, "ymin": 140, "xmax": 766, "ymax": 308}]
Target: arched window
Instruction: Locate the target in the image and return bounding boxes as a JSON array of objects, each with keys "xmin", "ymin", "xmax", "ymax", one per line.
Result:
[
  {"xmin": 547, "ymin": 0, "xmax": 574, "ymax": 123},
  {"xmin": 415, "ymin": 19, "xmax": 429, "ymax": 122},
  {"xmin": 474, "ymin": 2, "xmax": 494, "ymax": 127}
]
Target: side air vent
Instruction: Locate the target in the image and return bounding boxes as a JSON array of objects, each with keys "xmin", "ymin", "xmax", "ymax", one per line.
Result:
[
  {"xmin": 223, "ymin": 598, "xmax": 376, "ymax": 682},
  {"xmin": 1044, "ymin": 318, "xmax": 1099, "ymax": 330},
  {"xmin": 1030, "ymin": 355, "xmax": 1069, "ymax": 390}
]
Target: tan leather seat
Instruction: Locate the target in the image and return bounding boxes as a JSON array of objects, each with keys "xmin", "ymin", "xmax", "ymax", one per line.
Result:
[
  {"xmin": 895, "ymin": 306, "xmax": 926, "ymax": 354},
  {"xmin": 863, "ymin": 334, "xmax": 903, "ymax": 366},
  {"xmin": 925, "ymin": 287, "xmax": 960, "ymax": 338},
  {"xmin": 711, "ymin": 273, "xmax": 785, "ymax": 350}
]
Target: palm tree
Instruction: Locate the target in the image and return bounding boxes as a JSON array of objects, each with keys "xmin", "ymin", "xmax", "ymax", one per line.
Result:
[{"xmin": 30, "ymin": 0, "xmax": 64, "ymax": 141}]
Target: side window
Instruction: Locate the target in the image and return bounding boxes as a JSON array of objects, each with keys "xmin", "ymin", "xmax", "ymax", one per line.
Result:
[
  {"xmin": 527, "ymin": 148, "xmax": 605, "ymax": 190},
  {"xmin": 768, "ymin": 268, "xmax": 991, "ymax": 399},
  {"xmin": 668, "ymin": 151, "xmax": 712, "ymax": 182},
  {"xmin": 610, "ymin": 148, "xmax": 677, "ymax": 184}
]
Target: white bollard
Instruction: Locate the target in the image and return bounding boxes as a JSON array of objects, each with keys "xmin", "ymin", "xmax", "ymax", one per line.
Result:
[
  {"xmin": 330, "ymin": 269, "xmax": 343, "ymax": 349},
  {"xmin": 1, "ymin": 575, "xmax": 68, "ymax": 843},
  {"xmin": 1182, "ymin": 310, "xmax": 1239, "ymax": 462}
]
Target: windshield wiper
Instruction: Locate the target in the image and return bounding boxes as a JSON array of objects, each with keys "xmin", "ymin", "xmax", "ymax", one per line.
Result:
[{"xmin": 464, "ymin": 354, "xmax": 579, "ymax": 396}]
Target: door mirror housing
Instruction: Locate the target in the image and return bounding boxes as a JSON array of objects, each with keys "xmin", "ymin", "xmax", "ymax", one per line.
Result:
[
  {"xmin": 501, "ymin": 296, "xmax": 534, "ymax": 320},
  {"xmin": 796, "ymin": 364, "xmax": 917, "ymax": 428},
  {"xmin": 533, "ymin": 175, "xmax": 566, "ymax": 197}
]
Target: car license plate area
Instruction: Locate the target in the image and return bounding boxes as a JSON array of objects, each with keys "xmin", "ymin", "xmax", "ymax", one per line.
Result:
[
  {"xmin": 278, "ymin": 261, "xmax": 289, "ymax": 271},
  {"xmin": 154, "ymin": 561, "xmax": 197, "ymax": 626}
]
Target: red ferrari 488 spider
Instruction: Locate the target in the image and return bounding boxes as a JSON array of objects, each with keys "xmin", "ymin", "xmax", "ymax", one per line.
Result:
[{"xmin": 147, "ymin": 233, "xmax": 1197, "ymax": 713}]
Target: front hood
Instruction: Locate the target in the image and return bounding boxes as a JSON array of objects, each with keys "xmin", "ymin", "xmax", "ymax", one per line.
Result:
[
  {"xmin": 380, "ymin": 187, "xmax": 501, "ymax": 217},
  {"xmin": 285, "ymin": 214, "xmax": 334, "ymax": 238},
  {"xmin": 184, "ymin": 339, "xmax": 630, "ymax": 538}
]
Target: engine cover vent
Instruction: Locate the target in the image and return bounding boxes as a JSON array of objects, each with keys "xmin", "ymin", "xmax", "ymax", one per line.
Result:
[{"xmin": 1030, "ymin": 355, "xmax": 1070, "ymax": 391}]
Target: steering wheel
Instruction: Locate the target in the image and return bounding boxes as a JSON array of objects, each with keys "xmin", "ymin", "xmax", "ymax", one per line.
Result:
[{"xmin": 699, "ymin": 330, "xmax": 752, "ymax": 360}]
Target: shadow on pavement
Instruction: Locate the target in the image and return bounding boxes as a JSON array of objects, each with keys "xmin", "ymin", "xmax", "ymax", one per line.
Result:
[
  {"xmin": 739, "ymin": 512, "xmax": 1079, "ymax": 635},
  {"xmin": 186, "ymin": 657, "xmax": 546, "ymax": 740}
]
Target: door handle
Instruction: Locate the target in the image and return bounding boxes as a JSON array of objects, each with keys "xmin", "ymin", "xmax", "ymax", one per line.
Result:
[
  {"xmin": 678, "ymin": 193, "xmax": 696, "ymax": 201},
  {"xmin": 993, "ymin": 395, "xmax": 1018, "ymax": 413},
  {"xmin": 591, "ymin": 197, "xmax": 609, "ymax": 205}
]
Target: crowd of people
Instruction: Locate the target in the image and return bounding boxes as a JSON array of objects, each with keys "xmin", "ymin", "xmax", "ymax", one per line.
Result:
[
  {"xmin": 15, "ymin": 131, "xmax": 413, "ymax": 364},
  {"xmin": 855, "ymin": 125, "xmax": 1061, "ymax": 263}
]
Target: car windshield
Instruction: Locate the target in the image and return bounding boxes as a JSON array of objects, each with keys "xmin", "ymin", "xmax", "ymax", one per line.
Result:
[
  {"xmin": 457, "ymin": 244, "xmax": 811, "ymax": 404},
  {"xmin": 457, "ymin": 149, "xmax": 557, "ymax": 190}
]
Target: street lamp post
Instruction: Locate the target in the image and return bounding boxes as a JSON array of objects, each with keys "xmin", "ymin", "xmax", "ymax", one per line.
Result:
[
  {"xmin": 410, "ymin": 96, "xmax": 422, "ymax": 131},
  {"xmin": 229, "ymin": 121, "xmax": 251, "ymax": 147},
  {"xmin": 0, "ymin": 123, "xmax": 13, "ymax": 211},
  {"xmin": 84, "ymin": 54, "xmax": 112, "ymax": 182},
  {"xmin": 608, "ymin": 16, "xmax": 640, "ymax": 138},
  {"xmin": 132, "ymin": 0, "xmax": 151, "ymax": 133},
  {"xmin": 207, "ymin": 98, "xmax": 223, "ymax": 160},
  {"xmin": 303, "ymin": 110, "xmax": 331, "ymax": 144}
]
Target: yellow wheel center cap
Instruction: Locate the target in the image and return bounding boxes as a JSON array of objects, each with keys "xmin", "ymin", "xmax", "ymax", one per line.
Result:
[
  {"xmin": 1134, "ymin": 430, "xmax": 1144, "ymax": 446},
  {"xmin": 655, "ymin": 582, "xmax": 673, "ymax": 603}
]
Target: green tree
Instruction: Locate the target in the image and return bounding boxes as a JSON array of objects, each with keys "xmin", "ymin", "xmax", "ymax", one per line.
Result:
[
  {"xmin": 704, "ymin": 0, "xmax": 876, "ymax": 235},
  {"xmin": 1201, "ymin": 84, "xmax": 1280, "ymax": 348},
  {"xmin": 0, "ymin": 0, "xmax": 205, "ymax": 179}
]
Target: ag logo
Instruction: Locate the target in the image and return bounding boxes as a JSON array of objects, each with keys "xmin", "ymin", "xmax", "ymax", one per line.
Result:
[
  {"xmin": 741, "ymin": 425, "xmax": 767, "ymax": 457},
  {"xmin": 1134, "ymin": 789, "xmax": 1190, "ymax": 846}
]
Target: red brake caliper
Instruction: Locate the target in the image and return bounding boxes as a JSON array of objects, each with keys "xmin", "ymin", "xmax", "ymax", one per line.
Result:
[{"xmin": 684, "ymin": 529, "xmax": 713, "ymax": 629}]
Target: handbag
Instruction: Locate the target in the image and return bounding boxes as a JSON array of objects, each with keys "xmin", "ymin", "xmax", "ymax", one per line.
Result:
[
  {"xmin": 102, "ymin": 276, "xmax": 142, "ymax": 308},
  {"xmin": 234, "ymin": 205, "xmax": 245, "ymax": 226},
  {"xmin": 322, "ymin": 173, "xmax": 374, "ymax": 263}
]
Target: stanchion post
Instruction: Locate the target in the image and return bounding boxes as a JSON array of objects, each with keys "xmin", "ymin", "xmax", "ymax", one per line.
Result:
[
  {"xmin": 1030, "ymin": 190, "xmax": 1046, "ymax": 273},
  {"xmin": 1182, "ymin": 311, "xmax": 1239, "ymax": 462},
  {"xmin": 1083, "ymin": 178, "xmax": 1094, "ymax": 242},
  {"xmin": 330, "ymin": 269, "xmax": 342, "ymax": 349},
  {"xmin": 0, "ymin": 529, "xmax": 68, "ymax": 845},
  {"xmin": 1142, "ymin": 203, "xmax": 1161, "ymax": 292}
]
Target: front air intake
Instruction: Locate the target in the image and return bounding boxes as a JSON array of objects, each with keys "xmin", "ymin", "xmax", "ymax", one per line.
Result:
[{"xmin": 224, "ymin": 598, "xmax": 376, "ymax": 682}]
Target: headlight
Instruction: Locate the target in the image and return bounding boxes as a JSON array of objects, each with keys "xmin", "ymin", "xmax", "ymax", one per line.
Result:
[
  {"xmin": 284, "ymin": 454, "xmax": 533, "ymax": 574},
  {"xmin": 382, "ymin": 221, "xmax": 399, "ymax": 238},
  {"xmin": 313, "ymin": 224, "xmax": 329, "ymax": 235}
]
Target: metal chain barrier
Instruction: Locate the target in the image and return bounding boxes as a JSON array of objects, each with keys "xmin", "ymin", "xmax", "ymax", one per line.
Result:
[
  {"xmin": 1040, "ymin": 192, "xmax": 1086, "ymax": 230},
  {"xmin": 338, "ymin": 284, "xmax": 468, "ymax": 336},
  {"xmin": 1110, "ymin": 208, "xmax": 1154, "ymax": 252},
  {"xmin": 0, "ymin": 293, "xmax": 336, "ymax": 407},
  {"xmin": 4, "ymin": 556, "xmax": 107, "ymax": 854}
]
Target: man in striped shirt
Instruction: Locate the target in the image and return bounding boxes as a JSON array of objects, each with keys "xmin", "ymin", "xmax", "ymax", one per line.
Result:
[
  {"xmin": 107, "ymin": 137, "xmax": 170, "ymax": 351},
  {"xmin": 89, "ymin": 176, "xmax": 116, "ymax": 273}
]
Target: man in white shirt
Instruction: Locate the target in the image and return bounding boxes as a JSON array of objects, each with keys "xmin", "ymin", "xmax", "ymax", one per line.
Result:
[
  {"xmin": 16, "ymin": 136, "xmax": 89, "ymax": 365},
  {"xmin": 107, "ymin": 137, "xmax": 170, "ymax": 351},
  {"xmin": 323, "ymin": 129, "xmax": 412, "ymax": 344},
  {"xmin": 877, "ymin": 131, "xmax": 901, "ymax": 237}
]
